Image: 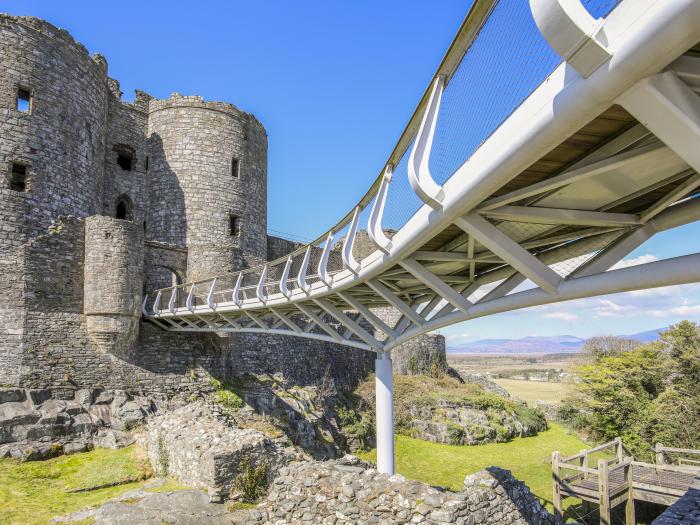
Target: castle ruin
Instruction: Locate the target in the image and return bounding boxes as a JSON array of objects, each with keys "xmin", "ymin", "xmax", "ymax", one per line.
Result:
[{"xmin": 0, "ymin": 14, "xmax": 444, "ymax": 397}]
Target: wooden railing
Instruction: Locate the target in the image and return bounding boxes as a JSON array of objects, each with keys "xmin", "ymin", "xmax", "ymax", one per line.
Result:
[
  {"xmin": 553, "ymin": 438, "xmax": 635, "ymax": 525},
  {"xmin": 655, "ymin": 444, "xmax": 700, "ymax": 468},
  {"xmin": 552, "ymin": 439, "xmax": 700, "ymax": 525}
]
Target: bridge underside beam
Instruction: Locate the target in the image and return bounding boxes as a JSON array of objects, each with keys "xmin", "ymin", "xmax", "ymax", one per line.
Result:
[{"xmin": 387, "ymin": 251, "xmax": 700, "ymax": 351}]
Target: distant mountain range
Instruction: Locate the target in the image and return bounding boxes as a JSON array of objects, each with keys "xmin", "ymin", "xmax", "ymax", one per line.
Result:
[{"xmin": 447, "ymin": 328, "xmax": 666, "ymax": 354}]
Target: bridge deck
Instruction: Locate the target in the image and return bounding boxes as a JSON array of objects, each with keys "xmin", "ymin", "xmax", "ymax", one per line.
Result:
[{"xmin": 563, "ymin": 464, "xmax": 699, "ymax": 504}]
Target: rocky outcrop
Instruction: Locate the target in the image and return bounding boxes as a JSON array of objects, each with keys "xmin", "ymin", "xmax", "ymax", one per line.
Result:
[
  {"xmin": 0, "ymin": 387, "xmax": 162, "ymax": 459},
  {"xmin": 229, "ymin": 373, "xmax": 346, "ymax": 459},
  {"xmin": 146, "ymin": 401, "xmax": 303, "ymax": 502},
  {"xmin": 407, "ymin": 400, "xmax": 546, "ymax": 445},
  {"xmin": 533, "ymin": 400, "xmax": 561, "ymax": 421},
  {"xmin": 457, "ymin": 372, "xmax": 511, "ymax": 399}
]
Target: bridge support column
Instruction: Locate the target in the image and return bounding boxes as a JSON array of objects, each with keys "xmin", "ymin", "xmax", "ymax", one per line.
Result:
[{"xmin": 375, "ymin": 351, "xmax": 395, "ymax": 475}]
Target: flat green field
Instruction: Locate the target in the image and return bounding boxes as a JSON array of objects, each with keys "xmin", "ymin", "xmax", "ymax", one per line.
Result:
[
  {"xmin": 0, "ymin": 445, "xmax": 160, "ymax": 525},
  {"xmin": 358, "ymin": 423, "xmax": 587, "ymax": 515},
  {"xmin": 493, "ymin": 378, "xmax": 570, "ymax": 405}
]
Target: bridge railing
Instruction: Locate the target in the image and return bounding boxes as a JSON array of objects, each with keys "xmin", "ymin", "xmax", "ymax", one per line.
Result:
[{"xmin": 145, "ymin": 0, "xmax": 624, "ymax": 315}]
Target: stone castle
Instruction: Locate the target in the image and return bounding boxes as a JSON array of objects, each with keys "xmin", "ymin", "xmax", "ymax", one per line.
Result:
[{"xmin": 0, "ymin": 14, "xmax": 445, "ymax": 397}]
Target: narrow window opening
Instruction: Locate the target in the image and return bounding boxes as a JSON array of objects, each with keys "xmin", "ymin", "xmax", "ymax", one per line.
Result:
[
  {"xmin": 113, "ymin": 145, "xmax": 134, "ymax": 171},
  {"xmin": 116, "ymin": 152, "xmax": 132, "ymax": 171},
  {"xmin": 229, "ymin": 215, "xmax": 241, "ymax": 237},
  {"xmin": 144, "ymin": 156, "xmax": 149, "ymax": 170},
  {"xmin": 115, "ymin": 194, "xmax": 133, "ymax": 221},
  {"xmin": 16, "ymin": 88, "xmax": 31, "ymax": 112},
  {"xmin": 231, "ymin": 157, "xmax": 240, "ymax": 178},
  {"xmin": 9, "ymin": 163, "xmax": 27, "ymax": 192},
  {"xmin": 116, "ymin": 201, "xmax": 128, "ymax": 220}
]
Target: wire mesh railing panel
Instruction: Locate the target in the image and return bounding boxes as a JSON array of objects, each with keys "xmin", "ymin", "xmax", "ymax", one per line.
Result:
[
  {"xmin": 546, "ymin": 229, "xmax": 627, "ymax": 278},
  {"xmin": 383, "ymin": 143, "xmax": 424, "ymax": 232},
  {"xmin": 495, "ymin": 220, "xmax": 559, "ymax": 244},
  {"xmin": 431, "ymin": 0, "xmax": 561, "ymax": 186},
  {"xmin": 146, "ymin": 0, "xmax": 632, "ymax": 316}
]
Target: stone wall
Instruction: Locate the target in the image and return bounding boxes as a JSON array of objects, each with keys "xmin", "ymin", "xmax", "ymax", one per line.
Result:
[
  {"xmin": 0, "ymin": 15, "xmax": 108, "ymax": 386},
  {"xmin": 266, "ymin": 235, "xmax": 304, "ymax": 262},
  {"xmin": 652, "ymin": 482, "xmax": 700, "ymax": 524},
  {"xmin": 144, "ymin": 241, "xmax": 188, "ymax": 291},
  {"xmin": 147, "ymin": 402, "xmax": 301, "ymax": 502},
  {"xmin": 0, "ymin": 15, "xmax": 107, "ymax": 242},
  {"xmin": 230, "ymin": 333, "xmax": 374, "ymax": 392},
  {"xmin": 102, "ymin": 84, "xmax": 150, "ymax": 225},
  {"xmin": 3, "ymin": 213, "xmax": 373, "ymax": 397},
  {"xmin": 246, "ymin": 457, "xmax": 557, "ymax": 524}
]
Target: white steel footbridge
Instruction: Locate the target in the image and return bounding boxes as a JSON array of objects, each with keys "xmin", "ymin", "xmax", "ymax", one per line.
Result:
[{"xmin": 143, "ymin": 0, "xmax": 700, "ymax": 474}]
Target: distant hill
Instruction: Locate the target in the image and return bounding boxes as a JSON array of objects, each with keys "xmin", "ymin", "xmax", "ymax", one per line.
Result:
[
  {"xmin": 448, "ymin": 328, "xmax": 666, "ymax": 354},
  {"xmin": 624, "ymin": 327, "xmax": 667, "ymax": 342}
]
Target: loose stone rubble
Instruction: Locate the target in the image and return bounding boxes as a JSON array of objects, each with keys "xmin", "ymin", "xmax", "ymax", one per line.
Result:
[
  {"xmin": 0, "ymin": 387, "xmax": 162, "ymax": 459},
  {"xmin": 238, "ymin": 456, "xmax": 557, "ymax": 525}
]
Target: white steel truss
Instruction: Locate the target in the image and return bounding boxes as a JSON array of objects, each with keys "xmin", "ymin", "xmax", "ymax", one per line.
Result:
[
  {"xmin": 142, "ymin": 0, "xmax": 700, "ymax": 357},
  {"xmin": 140, "ymin": 0, "xmax": 700, "ymax": 475}
]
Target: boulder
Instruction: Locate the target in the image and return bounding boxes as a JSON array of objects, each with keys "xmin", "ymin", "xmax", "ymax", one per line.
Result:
[
  {"xmin": 27, "ymin": 390, "xmax": 52, "ymax": 407},
  {"xmin": 94, "ymin": 428, "xmax": 134, "ymax": 449},
  {"xmin": 0, "ymin": 402, "xmax": 41, "ymax": 428},
  {"xmin": 111, "ymin": 400, "xmax": 147, "ymax": 430},
  {"xmin": 0, "ymin": 389, "xmax": 25, "ymax": 404}
]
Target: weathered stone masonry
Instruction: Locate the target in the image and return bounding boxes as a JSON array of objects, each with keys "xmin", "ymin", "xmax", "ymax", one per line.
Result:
[{"xmin": 0, "ymin": 14, "xmax": 375, "ymax": 397}]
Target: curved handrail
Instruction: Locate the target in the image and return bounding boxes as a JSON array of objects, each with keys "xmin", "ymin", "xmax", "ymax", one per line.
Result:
[{"xmin": 144, "ymin": 0, "xmax": 630, "ymax": 317}]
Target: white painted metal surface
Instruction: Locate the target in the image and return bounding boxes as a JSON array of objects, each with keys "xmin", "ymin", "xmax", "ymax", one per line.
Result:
[
  {"xmin": 375, "ymin": 353, "xmax": 395, "ymax": 475},
  {"xmin": 141, "ymin": 0, "xmax": 700, "ymax": 473}
]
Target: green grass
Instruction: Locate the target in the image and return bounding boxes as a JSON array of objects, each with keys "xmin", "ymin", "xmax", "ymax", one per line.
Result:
[
  {"xmin": 0, "ymin": 445, "xmax": 153, "ymax": 525},
  {"xmin": 358, "ymin": 422, "xmax": 587, "ymax": 514},
  {"xmin": 493, "ymin": 378, "xmax": 570, "ymax": 405}
]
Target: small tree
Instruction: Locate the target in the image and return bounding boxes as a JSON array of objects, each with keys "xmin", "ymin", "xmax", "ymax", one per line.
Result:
[{"xmin": 581, "ymin": 335, "xmax": 640, "ymax": 359}]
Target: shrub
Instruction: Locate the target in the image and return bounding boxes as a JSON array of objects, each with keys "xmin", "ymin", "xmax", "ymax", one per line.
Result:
[
  {"xmin": 513, "ymin": 404, "xmax": 547, "ymax": 433},
  {"xmin": 469, "ymin": 394, "xmax": 507, "ymax": 411},
  {"xmin": 216, "ymin": 389, "xmax": 244, "ymax": 412},
  {"xmin": 234, "ymin": 458, "xmax": 268, "ymax": 502},
  {"xmin": 210, "ymin": 378, "xmax": 245, "ymax": 415},
  {"xmin": 157, "ymin": 436, "xmax": 169, "ymax": 476},
  {"xmin": 446, "ymin": 423, "xmax": 465, "ymax": 445},
  {"xmin": 336, "ymin": 405, "xmax": 374, "ymax": 449}
]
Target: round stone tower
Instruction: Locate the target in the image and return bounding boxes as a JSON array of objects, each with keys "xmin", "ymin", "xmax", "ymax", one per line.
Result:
[
  {"xmin": 0, "ymin": 15, "xmax": 108, "ymax": 242},
  {"xmin": 84, "ymin": 216, "xmax": 144, "ymax": 355},
  {"xmin": 147, "ymin": 94, "xmax": 267, "ymax": 282}
]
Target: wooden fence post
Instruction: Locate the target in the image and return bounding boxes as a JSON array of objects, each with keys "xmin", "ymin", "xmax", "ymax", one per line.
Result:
[
  {"xmin": 655, "ymin": 443, "xmax": 665, "ymax": 465},
  {"xmin": 598, "ymin": 459, "xmax": 611, "ymax": 525},
  {"xmin": 552, "ymin": 451, "xmax": 562, "ymax": 521},
  {"xmin": 615, "ymin": 437, "xmax": 624, "ymax": 462},
  {"xmin": 625, "ymin": 459, "xmax": 635, "ymax": 525}
]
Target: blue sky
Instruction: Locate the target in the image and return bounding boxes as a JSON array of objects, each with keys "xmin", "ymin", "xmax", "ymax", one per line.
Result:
[{"xmin": 6, "ymin": 0, "xmax": 699, "ymax": 344}]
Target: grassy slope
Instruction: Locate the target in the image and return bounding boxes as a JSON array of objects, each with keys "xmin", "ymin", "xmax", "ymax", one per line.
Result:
[
  {"xmin": 0, "ymin": 446, "xmax": 153, "ymax": 525},
  {"xmin": 358, "ymin": 423, "xmax": 587, "ymax": 513},
  {"xmin": 493, "ymin": 378, "xmax": 570, "ymax": 405}
]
